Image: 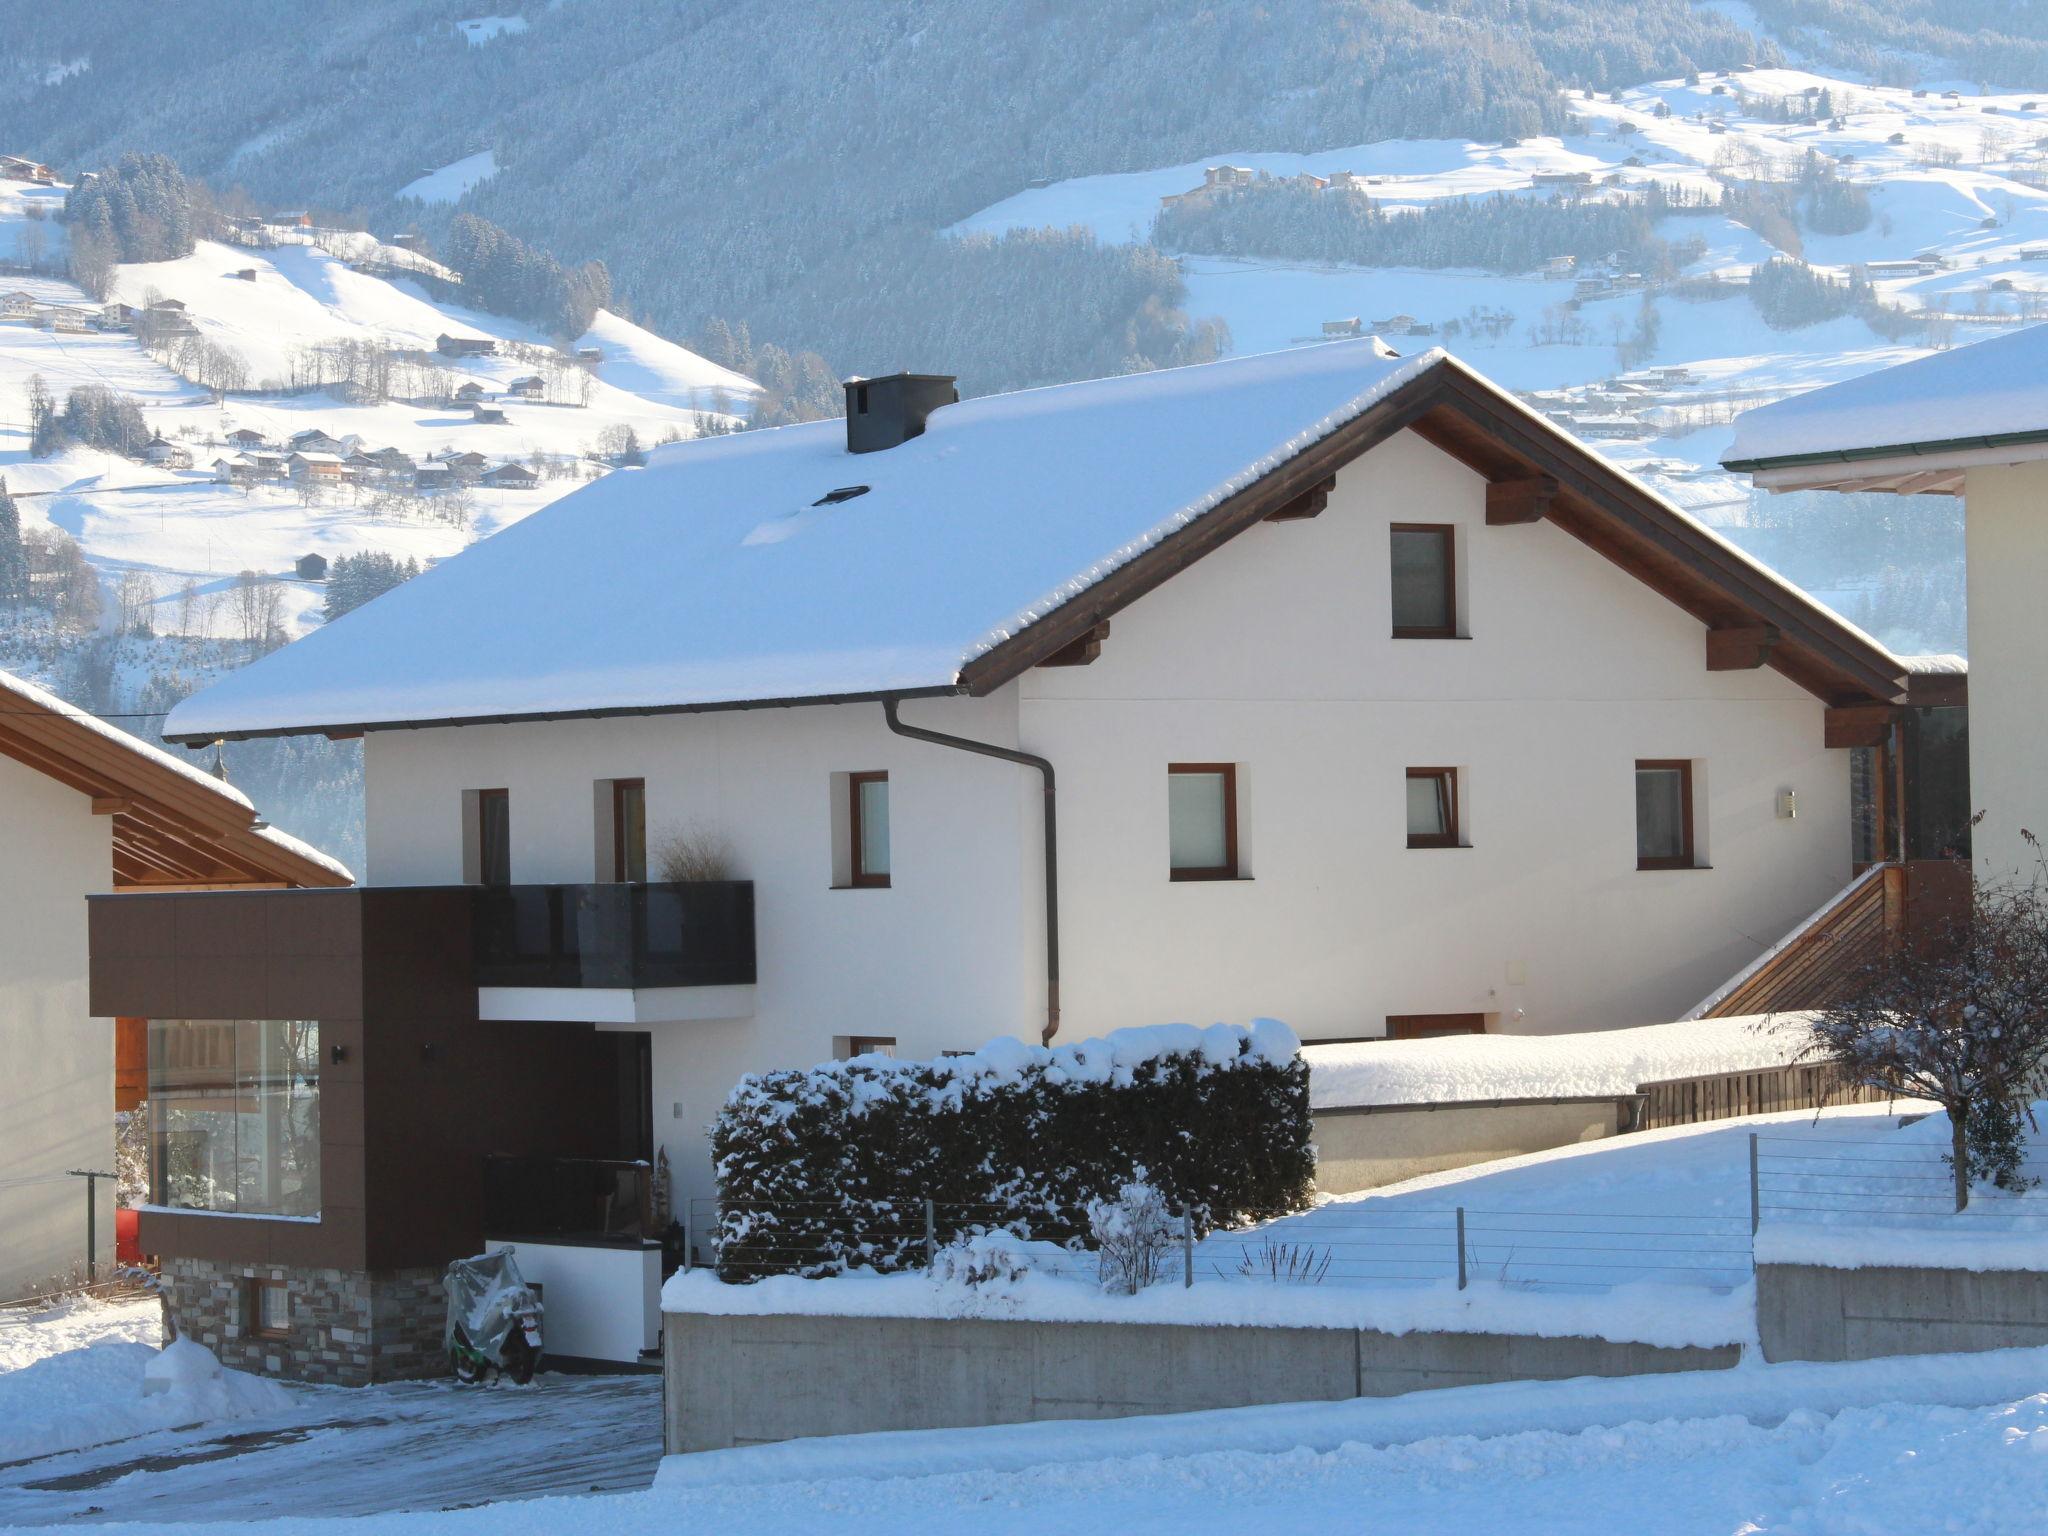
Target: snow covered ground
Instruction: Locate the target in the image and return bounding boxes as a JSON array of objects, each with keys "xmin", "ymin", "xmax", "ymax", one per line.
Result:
[{"xmin": 8, "ymin": 1346, "xmax": 2044, "ymax": 1533}]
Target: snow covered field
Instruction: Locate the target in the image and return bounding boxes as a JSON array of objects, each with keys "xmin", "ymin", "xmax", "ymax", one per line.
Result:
[{"xmin": 954, "ymin": 64, "xmax": 2048, "ymax": 531}]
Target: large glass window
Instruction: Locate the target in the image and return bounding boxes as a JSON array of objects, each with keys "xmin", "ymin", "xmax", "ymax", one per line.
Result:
[
  {"xmin": 148, "ymin": 1020, "xmax": 321, "ymax": 1217},
  {"xmin": 611, "ymin": 778, "xmax": 647, "ymax": 882},
  {"xmin": 1169, "ymin": 763, "xmax": 1238, "ymax": 880}
]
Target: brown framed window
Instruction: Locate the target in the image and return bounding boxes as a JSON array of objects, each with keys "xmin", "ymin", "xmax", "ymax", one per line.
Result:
[
  {"xmin": 1168, "ymin": 763, "xmax": 1238, "ymax": 880},
  {"xmin": 611, "ymin": 778, "xmax": 647, "ymax": 882},
  {"xmin": 843, "ymin": 1036, "xmax": 897, "ymax": 1059},
  {"xmin": 1390, "ymin": 523, "xmax": 1456, "ymax": 638},
  {"xmin": 1405, "ymin": 767, "xmax": 1459, "ymax": 848},
  {"xmin": 849, "ymin": 772, "xmax": 891, "ymax": 888},
  {"xmin": 1635, "ymin": 760, "xmax": 1695, "ymax": 870},
  {"xmin": 475, "ymin": 788, "xmax": 510, "ymax": 887},
  {"xmin": 248, "ymin": 1277, "xmax": 290, "ymax": 1338},
  {"xmin": 1386, "ymin": 1014, "xmax": 1487, "ymax": 1040}
]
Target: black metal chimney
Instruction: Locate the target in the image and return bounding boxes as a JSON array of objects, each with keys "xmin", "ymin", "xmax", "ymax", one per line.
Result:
[{"xmin": 844, "ymin": 373, "xmax": 958, "ymax": 453}]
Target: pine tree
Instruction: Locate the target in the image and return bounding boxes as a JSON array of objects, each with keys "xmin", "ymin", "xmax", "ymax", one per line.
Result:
[{"xmin": 0, "ymin": 478, "xmax": 25, "ymax": 606}]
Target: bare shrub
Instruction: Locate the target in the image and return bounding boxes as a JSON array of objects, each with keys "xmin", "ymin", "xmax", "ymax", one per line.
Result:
[
  {"xmin": 1230, "ymin": 1237, "xmax": 1332, "ymax": 1284},
  {"xmin": 1088, "ymin": 1175, "xmax": 1175, "ymax": 1295},
  {"xmin": 654, "ymin": 825, "xmax": 735, "ymax": 883}
]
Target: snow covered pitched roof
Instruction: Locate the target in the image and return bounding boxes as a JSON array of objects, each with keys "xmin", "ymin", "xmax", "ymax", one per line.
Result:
[
  {"xmin": 0, "ymin": 668, "xmax": 351, "ymax": 887},
  {"xmin": 1725, "ymin": 323, "xmax": 2048, "ymax": 488},
  {"xmin": 163, "ymin": 339, "xmax": 1913, "ymax": 744}
]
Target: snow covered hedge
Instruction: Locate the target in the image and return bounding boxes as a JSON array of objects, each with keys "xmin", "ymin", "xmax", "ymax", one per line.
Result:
[{"xmin": 710, "ymin": 1021, "xmax": 1314, "ymax": 1280}]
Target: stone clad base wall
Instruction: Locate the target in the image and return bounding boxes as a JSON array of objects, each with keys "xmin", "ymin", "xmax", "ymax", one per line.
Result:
[
  {"xmin": 164, "ymin": 1257, "xmax": 448, "ymax": 1386},
  {"xmin": 662, "ymin": 1311, "xmax": 1740, "ymax": 1453}
]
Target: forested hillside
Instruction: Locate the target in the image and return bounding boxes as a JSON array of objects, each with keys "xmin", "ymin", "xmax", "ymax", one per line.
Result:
[{"xmin": 0, "ymin": 0, "xmax": 1777, "ymax": 393}]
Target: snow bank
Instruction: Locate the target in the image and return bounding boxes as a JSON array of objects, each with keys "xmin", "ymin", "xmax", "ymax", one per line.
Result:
[
  {"xmin": 0, "ymin": 1337, "xmax": 292, "ymax": 1463},
  {"xmin": 1304, "ymin": 1013, "xmax": 1812, "ymax": 1109},
  {"xmin": 657, "ymin": 1343, "xmax": 2048, "ymax": 1494},
  {"xmin": 662, "ymin": 1265, "xmax": 1754, "ymax": 1350}
]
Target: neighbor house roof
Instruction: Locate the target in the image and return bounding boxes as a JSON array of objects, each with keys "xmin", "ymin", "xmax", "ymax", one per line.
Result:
[
  {"xmin": 163, "ymin": 339, "xmax": 1918, "ymax": 745},
  {"xmin": 0, "ymin": 669, "xmax": 352, "ymax": 887},
  {"xmin": 1724, "ymin": 323, "xmax": 2048, "ymax": 492}
]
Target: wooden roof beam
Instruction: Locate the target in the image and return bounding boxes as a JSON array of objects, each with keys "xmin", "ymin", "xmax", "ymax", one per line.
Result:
[
  {"xmin": 1825, "ymin": 703, "xmax": 1894, "ymax": 750},
  {"xmin": 1263, "ymin": 476, "xmax": 1335, "ymax": 522},
  {"xmin": 1484, "ymin": 474, "xmax": 1558, "ymax": 526},
  {"xmin": 1036, "ymin": 620, "xmax": 1110, "ymax": 668},
  {"xmin": 1706, "ymin": 623, "xmax": 1779, "ymax": 672}
]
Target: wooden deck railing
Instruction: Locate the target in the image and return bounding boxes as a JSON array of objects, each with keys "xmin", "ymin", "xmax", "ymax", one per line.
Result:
[
  {"xmin": 1634, "ymin": 1062, "xmax": 1895, "ymax": 1132},
  {"xmin": 1691, "ymin": 864, "xmax": 1902, "ymax": 1020}
]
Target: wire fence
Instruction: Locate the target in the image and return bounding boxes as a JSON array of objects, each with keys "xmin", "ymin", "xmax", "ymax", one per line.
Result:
[
  {"xmin": 685, "ymin": 1197, "xmax": 1756, "ymax": 1295},
  {"xmin": 1752, "ymin": 1133, "xmax": 2048, "ymax": 1227}
]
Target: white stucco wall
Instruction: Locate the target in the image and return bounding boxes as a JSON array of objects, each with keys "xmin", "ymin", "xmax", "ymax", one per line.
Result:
[
  {"xmin": 362, "ymin": 426, "xmax": 1852, "ymax": 1205},
  {"xmin": 0, "ymin": 752, "xmax": 114, "ymax": 1300},
  {"xmin": 1962, "ymin": 463, "xmax": 2048, "ymax": 883}
]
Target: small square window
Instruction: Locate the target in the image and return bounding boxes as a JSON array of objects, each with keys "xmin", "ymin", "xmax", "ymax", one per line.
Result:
[
  {"xmin": 249, "ymin": 1278, "xmax": 289, "ymax": 1338},
  {"xmin": 1169, "ymin": 764, "xmax": 1238, "ymax": 880},
  {"xmin": 1635, "ymin": 760, "xmax": 1696, "ymax": 869},
  {"xmin": 849, "ymin": 772, "xmax": 890, "ymax": 888},
  {"xmin": 1406, "ymin": 767, "xmax": 1459, "ymax": 849},
  {"xmin": 1390, "ymin": 524, "xmax": 1456, "ymax": 638}
]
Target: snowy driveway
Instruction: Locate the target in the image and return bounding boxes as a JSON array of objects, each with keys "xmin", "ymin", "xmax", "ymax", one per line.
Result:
[{"xmin": 0, "ymin": 1370, "xmax": 661, "ymax": 1525}]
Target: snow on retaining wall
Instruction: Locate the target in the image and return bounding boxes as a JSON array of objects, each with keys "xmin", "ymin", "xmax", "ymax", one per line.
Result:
[{"xmin": 1305, "ymin": 1013, "xmax": 1813, "ymax": 1110}]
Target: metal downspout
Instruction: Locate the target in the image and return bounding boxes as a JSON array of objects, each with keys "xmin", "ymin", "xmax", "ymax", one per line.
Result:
[{"xmin": 883, "ymin": 698, "xmax": 1059, "ymax": 1044}]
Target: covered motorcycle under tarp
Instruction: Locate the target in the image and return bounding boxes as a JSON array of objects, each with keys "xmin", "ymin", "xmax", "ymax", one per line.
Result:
[{"xmin": 444, "ymin": 1249, "xmax": 544, "ymax": 1384}]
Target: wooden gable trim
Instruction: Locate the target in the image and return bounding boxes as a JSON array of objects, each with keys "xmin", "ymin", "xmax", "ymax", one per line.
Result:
[
  {"xmin": 1824, "ymin": 704, "xmax": 1894, "ymax": 750},
  {"xmin": 959, "ymin": 374, "xmax": 1450, "ymax": 693},
  {"xmin": 956, "ymin": 358, "xmax": 1904, "ymax": 711}
]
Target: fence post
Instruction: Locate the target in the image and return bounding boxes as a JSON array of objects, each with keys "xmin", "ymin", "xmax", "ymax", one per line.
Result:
[
  {"xmin": 924, "ymin": 1198, "xmax": 936, "ymax": 1269},
  {"xmin": 68, "ymin": 1169, "xmax": 112, "ymax": 1284},
  {"xmin": 1455, "ymin": 1207, "xmax": 1467, "ymax": 1290},
  {"xmin": 1182, "ymin": 1207, "xmax": 1194, "ymax": 1288},
  {"xmin": 1749, "ymin": 1132, "xmax": 1761, "ymax": 1237}
]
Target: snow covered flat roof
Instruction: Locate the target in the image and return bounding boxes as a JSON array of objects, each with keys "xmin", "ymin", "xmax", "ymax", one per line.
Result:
[
  {"xmin": 164, "ymin": 340, "xmax": 1433, "ymax": 740},
  {"xmin": 1725, "ymin": 322, "xmax": 2048, "ymax": 471}
]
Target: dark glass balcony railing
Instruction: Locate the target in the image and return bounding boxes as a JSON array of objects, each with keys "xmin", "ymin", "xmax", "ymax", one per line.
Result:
[{"xmin": 473, "ymin": 881, "xmax": 756, "ymax": 989}]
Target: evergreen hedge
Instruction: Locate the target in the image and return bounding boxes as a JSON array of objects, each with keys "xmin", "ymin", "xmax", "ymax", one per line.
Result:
[{"xmin": 709, "ymin": 1022, "xmax": 1315, "ymax": 1281}]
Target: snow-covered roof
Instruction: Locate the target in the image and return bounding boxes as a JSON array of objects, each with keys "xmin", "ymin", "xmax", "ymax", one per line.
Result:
[
  {"xmin": 1303, "ymin": 1014, "xmax": 1814, "ymax": 1110},
  {"xmin": 1725, "ymin": 323, "xmax": 2048, "ymax": 471},
  {"xmin": 163, "ymin": 337, "xmax": 1913, "ymax": 744},
  {"xmin": 165, "ymin": 340, "xmax": 1438, "ymax": 739}
]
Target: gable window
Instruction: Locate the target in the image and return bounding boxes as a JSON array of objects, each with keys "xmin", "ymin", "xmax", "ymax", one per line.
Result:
[
  {"xmin": 473, "ymin": 788, "xmax": 511, "ymax": 887},
  {"xmin": 1635, "ymin": 760, "xmax": 1696, "ymax": 870},
  {"xmin": 1390, "ymin": 524, "xmax": 1456, "ymax": 638},
  {"xmin": 1168, "ymin": 763, "xmax": 1239, "ymax": 880},
  {"xmin": 610, "ymin": 778, "xmax": 647, "ymax": 883},
  {"xmin": 1405, "ymin": 767, "xmax": 1460, "ymax": 849},
  {"xmin": 849, "ymin": 771, "xmax": 891, "ymax": 888}
]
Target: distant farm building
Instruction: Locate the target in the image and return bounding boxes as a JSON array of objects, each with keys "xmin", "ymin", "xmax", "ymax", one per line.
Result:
[
  {"xmin": 437, "ymin": 333, "xmax": 497, "ymax": 358},
  {"xmin": 295, "ymin": 553, "xmax": 329, "ymax": 581},
  {"xmin": 506, "ymin": 375, "xmax": 545, "ymax": 399},
  {"xmin": 479, "ymin": 462, "xmax": 537, "ymax": 488},
  {"xmin": 0, "ymin": 156, "xmax": 54, "ymax": 184}
]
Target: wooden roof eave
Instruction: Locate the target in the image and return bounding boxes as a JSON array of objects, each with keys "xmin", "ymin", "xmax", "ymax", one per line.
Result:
[{"xmin": 955, "ymin": 359, "xmax": 1906, "ymax": 712}]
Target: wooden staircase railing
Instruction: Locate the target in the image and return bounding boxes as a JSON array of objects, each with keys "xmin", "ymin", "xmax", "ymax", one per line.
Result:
[{"xmin": 1688, "ymin": 863, "xmax": 1903, "ymax": 1020}]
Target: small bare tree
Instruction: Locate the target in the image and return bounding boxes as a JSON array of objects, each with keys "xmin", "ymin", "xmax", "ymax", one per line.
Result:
[{"xmin": 1796, "ymin": 852, "xmax": 2048, "ymax": 1209}]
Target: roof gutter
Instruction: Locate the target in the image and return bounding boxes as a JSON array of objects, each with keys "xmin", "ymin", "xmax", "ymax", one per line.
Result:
[
  {"xmin": 1723, "ymin": 425, "xmax": 2048, "ymax": 475},
  {"xmin": 883, "ymin": 697, "xmax": 1059, "ymax": 1046}
]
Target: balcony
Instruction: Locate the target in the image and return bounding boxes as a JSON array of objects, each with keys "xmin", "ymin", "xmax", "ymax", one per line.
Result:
[{"xmin": 473, "ymin": 881, "xmax": 757, "ymax": 1026}]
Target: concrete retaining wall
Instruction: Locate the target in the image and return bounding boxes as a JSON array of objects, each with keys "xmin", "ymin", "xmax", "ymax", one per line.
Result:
[
  {"xmin": 1758, "ymin": 1262, "xmax": 2048, "ymax": 1363},
  {"xmin": 663, "ymin": 1311, "xmax": 1740, "ymax": 1453},
  {"xmin": 1312, "ymin": 1101, "xmax": 1620, "ymax": 1194}
]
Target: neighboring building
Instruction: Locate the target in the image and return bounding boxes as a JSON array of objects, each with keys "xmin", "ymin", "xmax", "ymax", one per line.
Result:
[
  {"xmin": 142, "ymin": 435, "xmax": 192, "ymax": 469},
  {"xmin": 289, "ymin": 428, "xmax": 343, "ymax": 454},
  {"xmin": 452, "ymin": 381, "xmax": 485, "ymax": 403},
  {"xmin": 288, "ymin": 451, "xmax": 351, "ymax": 481},
  {"xmin": 437, "ymin": 450, "xmax": 488, "ymax": 479},
  {"xmin": 470, "ymin": 405, "xmax": 508, "ymax": 425},
  {"xmin": 226, "ymin": 427, "xmax": 268, "ymax": 448},
  {"xmin": 122, "ymin": 341, "xmax": 1949, "ymax": 1380},
  {"xmin": 479, "ymin": 462, "xmax": 537, "ymax": 488},
  {"xmin": 296, "ymin": 553, "xmax": 330, "ymax": 581},
  {"xmin": 413, "ymin": 462, "xmax": 452, "ymax": 490},
  {"xmin": 0, "ymin": 289, "xmax": 37, "ymax": 316},
  {"xmin": 0, "ymin": 669, "xmax": 347, "ymax": 1306},
  {"xmin": 437, "ymin": 333, "xmax": 496, "ymax": 358},
  {"xmin": 0, "ymin": 155, "xmax": 54, "ymax": 183},
  {"xmin": 1726, "ymin": 327, "xmax": 2044, "ymax": 878},
  {"xmin": 506, "ymin": 375, "xmax": 545, "ymax": 399},
  {"xmin": 1322, "ymin": 318, "xmax": 1362, "ymax": 338}
]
